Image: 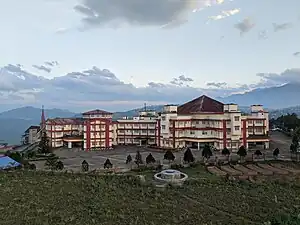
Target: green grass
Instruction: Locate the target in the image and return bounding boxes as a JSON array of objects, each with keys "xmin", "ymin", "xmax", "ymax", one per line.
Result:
[{"xmin": 0, "ymin": 169, "xmax": 300, "ymax": 225}]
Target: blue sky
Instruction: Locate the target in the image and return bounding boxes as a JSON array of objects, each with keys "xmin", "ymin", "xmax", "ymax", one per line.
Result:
[{"xmin": 0, "ymin": 0, "xmax": 300, "ymax": 112}]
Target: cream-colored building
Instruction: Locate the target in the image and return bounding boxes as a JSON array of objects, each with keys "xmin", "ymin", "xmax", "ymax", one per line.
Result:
[
  {"xmin": 159, "ymin": 95, "xmax": 269, "ymax": 151},
  {"xmin": 36, "ymin": 95, "xmax": 269, "ymax": 151},
  {"xmin": 45, "ymin": 118, "xmax": 84, "ymax": 148},
  {"xmin": 22, "ymin": 126, "xmax": 40, "ymax": 145},
  {"xmin": 115, "ymin": 111, "xmax": 158, "ymax": 146}
]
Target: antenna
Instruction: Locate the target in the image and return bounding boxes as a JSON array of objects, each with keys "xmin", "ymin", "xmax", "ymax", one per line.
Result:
[{"xmin": 144, "ymin": 103, "xmax": 147, "ymax": 112}]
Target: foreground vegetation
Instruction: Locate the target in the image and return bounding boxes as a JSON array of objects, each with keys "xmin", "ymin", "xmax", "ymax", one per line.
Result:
[{"xmin": 1, "ymin": 167, "xmax": 300, "ymax": 225}]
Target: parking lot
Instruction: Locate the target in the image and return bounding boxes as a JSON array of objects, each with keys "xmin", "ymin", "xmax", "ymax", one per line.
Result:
[
  {"xmin": 34, "ymin": 131, "xmax": 293, "ymax": 171},
  {"xmin": 34, "ymin": 146, "xmax": 202, "ymax": 171}
]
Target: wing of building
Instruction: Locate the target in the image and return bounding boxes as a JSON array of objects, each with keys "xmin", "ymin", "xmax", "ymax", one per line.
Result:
[{"xmin": 26, "ymin": 95, "xmax": 269, "ymax": 151}]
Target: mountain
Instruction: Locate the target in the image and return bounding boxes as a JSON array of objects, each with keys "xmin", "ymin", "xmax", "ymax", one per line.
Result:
[
  {"xmin": 0, "ymin": 107, "xmax": 76, "ymax": 145},
  {"xmin": 112, "ymin": 105, "xmax": 164, "ymax": 120},
  {"xmin": 220, "ymin": 83, "xmax": 300, "ymax": 109}
]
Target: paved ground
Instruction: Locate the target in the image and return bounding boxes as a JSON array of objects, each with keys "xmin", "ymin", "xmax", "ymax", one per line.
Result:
[{"xmin": 34, "ymin": 131, "xmax": 294, "ymax": 171}]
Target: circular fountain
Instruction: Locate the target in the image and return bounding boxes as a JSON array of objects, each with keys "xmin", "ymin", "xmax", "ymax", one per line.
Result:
[{"xmin": 154, "ymin": 169, "xmax": 188, "ymax": 187}]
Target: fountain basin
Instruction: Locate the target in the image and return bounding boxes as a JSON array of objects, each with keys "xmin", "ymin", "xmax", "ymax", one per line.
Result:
[{"xmin": 154, "ymin": 169, "xmax": 188, "ymax": 186}]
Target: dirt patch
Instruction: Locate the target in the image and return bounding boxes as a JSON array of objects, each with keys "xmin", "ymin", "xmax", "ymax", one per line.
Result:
[
  {"xmin": 245, "ymin": 164, "xmax": 273, "ymax": 175},
  {"xmin": 257, "ymin": 163, "xmax": 289, "ymax": 175},
  {"xmin": 220, "ymin": 165, "xmax": 243, "ymax": 176},
  {"xmin": 233, "ymin": 164, "xmax": 258, "ymax": 176},
  {"xmin": 207, "ymin": 166, "xmax": 227, "ymax": 176}
]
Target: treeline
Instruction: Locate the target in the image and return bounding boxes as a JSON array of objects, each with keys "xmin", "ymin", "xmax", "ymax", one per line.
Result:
[{"xmin": 270, "ymin": 113, "xmax": 300, "ymax": 131}]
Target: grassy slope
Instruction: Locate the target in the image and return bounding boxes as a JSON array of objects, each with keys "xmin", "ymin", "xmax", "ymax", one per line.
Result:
[{"xmin": 0, "ymin": 168, "xmax": 300, "ymax": 225}]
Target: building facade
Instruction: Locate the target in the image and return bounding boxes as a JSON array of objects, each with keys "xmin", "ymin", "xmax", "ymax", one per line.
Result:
[
  {"xmin": 159, "ymin": 96, "xmax": 269, "ymax": 151},
  {"xmin": 30, "ymin": 95, "xmax": 270, "ymax": 151},
  {"xmin": 82, "ymin": 110, "xmax": 114, "ymax": 150},
  {"xmin": 22, "ymin": 126, "xmax": 40, "ymax": 145},
  {"xmin": 45, "ymin": 118, "xmax": 84, "ymax": 148},
  {"xmin": 115, "ymin": 111, "xmax": 159, "ymax": 146}
]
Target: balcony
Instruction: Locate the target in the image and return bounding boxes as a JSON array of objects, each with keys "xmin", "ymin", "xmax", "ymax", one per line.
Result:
[{"xmin": 247, "ymin": 134, "xmax": 269, "ymax": 140}]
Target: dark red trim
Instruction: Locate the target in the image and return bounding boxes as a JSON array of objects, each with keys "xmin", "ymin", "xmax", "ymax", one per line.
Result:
[
  {"xmin": 157, "ymin": 119, "xmax": 161, "ymax": 147},
  {"xmin": 242, "ymin": 120, "xmax": 247, "ymax": 147},
  {"xmin": 172, "ymin": 120, "xmax": 176, "ymax": 148},
  {"xmin": 105, "ymin": 120, "xmax": 110, "ymax": 148},
  {"xmin": 171, "ymin": 127, "xmax": 223, "ymax": 131},
  {"xmin": 222, "ymin": 120, "xmax": 226, "ymax": 148},
  {"xmin": 86, "ymin": 121, "xmax": 91, "ymax": 151}
]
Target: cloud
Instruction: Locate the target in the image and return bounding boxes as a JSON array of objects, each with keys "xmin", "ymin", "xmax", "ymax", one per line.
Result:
[
  {"xmin": 206, "ymin": 82, "xmax": 227, "ymax": 88},
  {"xmin": 44, "ymin": 61, "xmax": 59, "ymax": 67},
  {"xmin": 32, "ymin": 65, "xmax": 52, "ymax": 73},
  {"xmin": 256, "ymin": 69, "xmax": 300, "ymax": 86},
  {"xmin": 2, "ymin": 63, "xmax": 299, "ymax": 112},
  {"xmin": 234, "ymin": 18, "xmax": 255, "ymax": 36},
  {"xmin": 74, "ymin": 0, "xmax": 226, "ymax": 30},
  {"xmin": 170, "ymin": 75, "xmax": 193, "ymax": 86},
  {"xmin": 293, "ymin": 52, "xmax": 300, "ymax": 57},
  {"xmin": 207, "ymin": 8, "xmax": 240, "ymax": 21},
  {"xmin": 273, "ymin": 23, "xmax": 292, "ymax": 32}
]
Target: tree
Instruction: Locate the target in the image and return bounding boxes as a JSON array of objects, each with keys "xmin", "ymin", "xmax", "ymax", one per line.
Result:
[
  {"xmin": 6, "ymin": 151, "xmax": 23, "ymax": 164},
  {"xmin": 104, "ymin": 158, "xmax": 113, "ymax": 169},
  {"xmin": 222, "ymin": 148, "xmax": 230, "ymax": 156},
  {"xmin": 254, "ymin": 150, "xmax": 262, "ymax": 157},
  {"xmin": 237, "ymin": 145, "xmax": 247, "ymax": 161},
  {"xmin": 38, "ymin": 132, "xmax": 51, "ymax": 154},
  {"xmin": 146, "ymin": 153, "xmax": 156, "ymax": 164},
  {"xmin": 45, "ymin": 156, "xmax": 59, "ymax": 170},
  {"xmin": 56, "ymin": 161, "xmax": 64, "ymax": 170},
  {"xmin": 290, "ymin": 135, "xmax": 299, "ymax": 153},
  {"xmin": 82, "ymin": 160, "xmax": 89, "ymax": 172},
  {"xmin": 135, "ymin": 151, "xmax": 143, "ymax": 167},
  {"xmin": 273, "ymin": 148, "xmax": 280, "ymax": 158},
  {"xmin": 126, "ymin": 154, "xmax": 132, "ymax": 164},
  {"xmin": 164, "ymin": 150, "xmax": 175, "ymax": 162},
  {"xmin": 183, "ymin": 148, "xmax": 195, "ymax": 163},
  {"xmin": 202, "ymin": 144, "xmax": 212, "ymax": 159}
]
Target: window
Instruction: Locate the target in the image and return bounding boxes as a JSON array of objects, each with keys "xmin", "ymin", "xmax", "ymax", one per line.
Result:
[
  {"xmin": 234, "ymin": 116, "xmax": 240, "ymax": 121},
  {"xmin": 162, "ymin": 116, "xmax": 166, "ymax": 121},
  {"xmin": 190, "ymin": 131, "xmax": 195, "ymax": 135},
  {"xmin": 234, "ymin": 126, "xmax": 240, "ymax": 131},
  {"xmin": 256, "ymin": 120, "xmax": 263, "ymax": 124},
  {"xmin": 202, "ymin": 131, "xmax": 208, "ymax": 135},
  {"xmin": 196, "ymin": 121, "xmax": 199, "ymax": 124},
  {"xmin": 162, "ymin": 125, "xmax": 166, "ymax": 130},
  {"xmin": 202, "ymin": 121, "xmax": 206, "ymax": 124}
]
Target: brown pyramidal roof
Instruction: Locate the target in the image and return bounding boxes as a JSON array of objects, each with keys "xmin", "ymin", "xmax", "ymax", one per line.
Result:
[
  {"xmin": 177, "ymin": 95, "xmax": 224, "ymax": 114},
  {"xmin": 82, "ymin": 109, "xmax": 113, "ymax": 115}
]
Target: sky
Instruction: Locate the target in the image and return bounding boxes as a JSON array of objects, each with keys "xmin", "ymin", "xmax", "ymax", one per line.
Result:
[{"xmin": 0, "ymin": 0, "xmax": 300, "ymax": 112}]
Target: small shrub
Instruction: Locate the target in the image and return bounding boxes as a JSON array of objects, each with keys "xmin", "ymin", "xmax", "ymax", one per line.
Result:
[
  {"xmin": 104, "ymin": 158, "xmax": 113, "ymax": 169},
  {"xmin": 56, "ymin": 161, "xmax": 64, "ymax": 170},
  {"xmin": 82, "ymin": 160, "xmax": 89, "ymax": 172},
  {"xmin": 135, "ymin": 151, "xmax": 143, "ymax": 167},
  {"xmin": 202, "ymin": 144, "xmax": 213, "ymax": 159},
  {"xmin": 237, "ymin": 146, "xmax": 247, "ymax": 158},
  {"xmin": 164, "ymin": 150, "xmax": 175, "ymax": 162},
  {"xmin": 254, "ymin": 150, "xmax": 262, "ymax": 156},
  {"xmin": 273, "ymin": 148, "xmax": 280, "ymax": 157},
  {"xmin": 146, "ymin": 153, "xmax": 156, "ymax": 164},
  {"xmin": 221, "ymin": 148, "xmax": 230, "ymax": 156},
  {"xmin": 184, "ymin": 148, "xmax": 195, "ymax": 163},
  {"xmin": 126, "ymin": 154, "xmax": 132, "ymax": 164}
]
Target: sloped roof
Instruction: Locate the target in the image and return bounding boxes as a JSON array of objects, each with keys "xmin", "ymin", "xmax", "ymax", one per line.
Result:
[
  {"xmin": 177, "ymin": 95, "xmax": 224, "ymax": 114},
  {"xmin": 46, "ymin": 118, "xmax": 84, "ymax": 125},
  {"xmin": 0, "ymin": 156, "xmax": 21, "ymax": 170},
  {"xmin": 82, "ymin": 109, "xmax": 113, "ymax": 115}
]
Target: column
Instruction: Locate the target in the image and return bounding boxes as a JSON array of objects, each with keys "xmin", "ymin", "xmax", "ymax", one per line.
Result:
[
  {"xmin": 197, "ymin": 142, "xmax": 200, "ymax": 150},
  {"xmin": 68, "ymin": 141, "xmax": 72, "ymax": 149}
]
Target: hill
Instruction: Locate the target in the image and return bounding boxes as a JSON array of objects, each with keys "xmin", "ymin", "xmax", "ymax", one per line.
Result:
[
  {"xmin": 220, "ymin": 83, "xmax": 300, "ymax": 109},
  {"xmin": 112, "ymin": 105, "xmax": 164, "ymax": 120},
  {"xmin": 0, "ymin": 107, "xmax": 76, "ymax": 145}
]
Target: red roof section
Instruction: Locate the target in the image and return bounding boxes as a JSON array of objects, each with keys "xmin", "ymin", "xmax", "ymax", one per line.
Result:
[
  {"xmin": 46, "ymin": 118, "xmax": 84, "ymax": 125},
  {"xmin": 177, "ymin": 95, "xmax": 224, "ymax": 114},
  {"xmin": 82, "ymin": 109, "xmax": 113, "ymax": 115}
]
